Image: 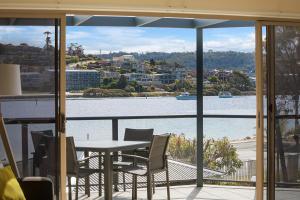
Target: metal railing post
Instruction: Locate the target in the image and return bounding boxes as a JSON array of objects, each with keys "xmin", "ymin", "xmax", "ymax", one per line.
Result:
[
  {"xmin": 112, "ymin": 118, "xmax": 118, "ymax": 141},
  {"xmin": 196, "ymin": 28, "xmax": 204, "ymax": 187},
  {"xmin": 112, "ymin": 118, "xmax": 119, "ymax": 191},
  {"xmin": 22, "ymin": 124, "xmax": 28, "ymax": 176}
]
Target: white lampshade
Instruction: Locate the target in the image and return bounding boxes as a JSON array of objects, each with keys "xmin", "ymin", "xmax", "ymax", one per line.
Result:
[{"xmin": 0, "ymin": 64, "xmax": 22, "ymax": 96}]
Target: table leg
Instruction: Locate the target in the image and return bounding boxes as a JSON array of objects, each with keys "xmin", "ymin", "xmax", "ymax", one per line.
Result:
[
  {"xmin": 84, "ymin": 150, "xmax": 90, "ymax": 197},
  {"xmin": 104, "ymin": 152, "xmax": 113, "ymax": 200}
]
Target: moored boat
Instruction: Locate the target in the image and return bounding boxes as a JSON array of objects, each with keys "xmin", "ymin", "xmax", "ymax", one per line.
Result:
[
  {"xmin": 218, "ymin": 91, "xmax": 233, "ymax": 98},
  {"xmin": 176, "ymin": 92, "xmax": 196, "ymax": 100}
]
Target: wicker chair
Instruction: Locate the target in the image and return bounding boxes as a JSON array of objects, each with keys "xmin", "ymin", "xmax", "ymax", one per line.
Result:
[
  {"xmin": 31, "ymin": 130, "xmax": 53, "ymax": 175},
  {"xmin": 113, "ymin": 128, "xmax": 154, "ymax": 191},
  {"xmin": 117, "ymin": 134, "xmax": 171, "ymax": 200},
  {"xmin": 66, "ymin": 136, "xmax": 102, "ymax": 200}
]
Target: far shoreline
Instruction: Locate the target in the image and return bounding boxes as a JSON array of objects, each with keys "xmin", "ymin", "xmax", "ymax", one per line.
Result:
[{"xmin": 67, "ymin": 91, "xmax": 256, "ymax": 98}]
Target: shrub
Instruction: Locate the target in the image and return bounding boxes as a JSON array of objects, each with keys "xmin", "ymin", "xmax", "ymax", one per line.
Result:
[
  {"xmin": 168, "ymin": 134, "xmax": 243, "ymax": 175},
  {"xmin": 229, "ymin": 88, "xmax": 241, "ymax": 95},
  {"xmin": 83, "ymin": 88, "xmax": 131, "ymax": 97}
]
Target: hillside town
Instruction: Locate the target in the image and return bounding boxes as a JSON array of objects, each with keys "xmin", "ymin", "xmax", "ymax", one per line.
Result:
[
  {"xmin": 66, "ymin": 43, "xmax": 256, "ymax": 97},
  {"xmin": 0, "ymin": 39, "xmax": 256, "ymax": 96}
]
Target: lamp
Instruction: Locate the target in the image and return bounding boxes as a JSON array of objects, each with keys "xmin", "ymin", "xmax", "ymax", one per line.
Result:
[{"xmin": 0, "ymin": 64, "xmax": 22, "ymax": 177}]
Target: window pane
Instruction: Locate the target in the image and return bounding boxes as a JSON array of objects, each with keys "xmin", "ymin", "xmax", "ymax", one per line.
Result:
[{"xmin": 0, "ymin": 18, "xmax": 59, "ymax": 196}]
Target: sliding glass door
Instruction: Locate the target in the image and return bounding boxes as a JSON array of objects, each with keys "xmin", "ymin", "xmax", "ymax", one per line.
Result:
[
  {"xmin": 0, "ymin": 14, "xmax": 66, "ymax": 200},
  {"xmin": 257, "ymin": 22, "xmax": 300, "ymax": 200}
]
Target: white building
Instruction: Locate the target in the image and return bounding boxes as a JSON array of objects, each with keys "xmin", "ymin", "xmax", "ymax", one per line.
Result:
[{"xmin": 100, "ymin": 71, "xmax": 120, "ymax": 79}]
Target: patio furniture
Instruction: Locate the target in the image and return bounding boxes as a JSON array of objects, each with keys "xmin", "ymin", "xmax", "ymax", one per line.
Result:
[
  {"xmin": 113, "ymin": 128, "xmax": 154, "ymax": 191},
  {"xmin": 0, "ymin": 117, "xmax": 55, "ymax": 200},
  {"xmin": 19, "ymin": 177, "xmax": 54, "ymax": 200},
  {"xmin": 75, "ymin": 140, "xmax": 150, "ymax": 200},
  {"xmin": 36, "ymin": 134, "xmax": 57, "ymax": 178},
  {"xmin": 117, "ymin": 134, "xmax": 171, "ymax": 200},
  {"xmin": 31, "ymin": 130, "xmax": 53, "ymax": 175},
  {"xmin": 66, "ymin": 136, "xmax": 102, "ymax": 200}
]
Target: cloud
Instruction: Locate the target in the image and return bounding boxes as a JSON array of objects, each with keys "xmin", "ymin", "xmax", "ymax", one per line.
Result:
[
  {"xmin": 67, "ymin": 31, "xmax": 91, "ymax": 40},
  {"xmin": 67, "ymin": 27, "xmax": 254, "ymax": 54},
  {"xmin": 204, "ymin": 32, "xmax": 255, "ymax": 52},
  {"xmin": 67, "ymin": 27, "xmax": 196, "ymax": 54},
  {"xmin": 0, "ymin": 26, "xmax": 54, "ymax": 47},
  {"xmin": 0, "ymin": 26, "xmax": 255, "ymax": 53}
]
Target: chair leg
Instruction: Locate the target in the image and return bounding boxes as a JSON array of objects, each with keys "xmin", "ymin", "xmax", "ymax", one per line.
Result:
[
  {"xmin": 99, "ymin": 153, "xmax": 102, "ymax": 197},
  {"xmin": 166, "ymin": 168, "xmax": 170, "ymax": 200},
  {"xmin": 147, "ymin": 173, "xmax": 153, "ymax": 200},
  {"xmin": 32, "ymin": 163, "xmax": 35, "ymax": 176},
  {"xmin": 132, "ymin": 174, "xmax": 137, "ymax": 200},
  {"xmin": 99, "ymin": 171, "xmax": 102, "ymax": 196},
  {"xmin": 68, "ymin": 176, "xmax": 72, "ymax": 200},
  {"xmin": 75, "ymin": 176, "xmax": 79, "ymax": 200},
  {"xmin": 123, "ymin": 172, "xmax": 126, "ymax": 191},
  {"xmin": 152, "ymin": 174, "xmax": 155, "ymax": 194}
]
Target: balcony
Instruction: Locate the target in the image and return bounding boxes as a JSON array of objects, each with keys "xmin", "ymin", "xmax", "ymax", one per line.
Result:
[
  {"xmin": 75, "ymin": 185, "xmax": 256, "ymax": 200},
  {"xmin": 4, "ymin": 112, "xmax": 257, "ymax": 199}
]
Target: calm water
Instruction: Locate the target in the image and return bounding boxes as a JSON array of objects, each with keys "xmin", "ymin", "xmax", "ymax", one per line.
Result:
[
  {"xmin": 66, "ymin": 96, "xmax": 256, "ymax": 141},
  {"xmin": 1, "ymin": 96, "xmax": 256, "ymax": 160}
]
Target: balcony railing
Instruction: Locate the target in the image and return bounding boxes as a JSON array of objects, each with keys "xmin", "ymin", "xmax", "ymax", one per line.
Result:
[{"xmin": 4, "ymin": 114, "xmax": 257, "ymax": 189}]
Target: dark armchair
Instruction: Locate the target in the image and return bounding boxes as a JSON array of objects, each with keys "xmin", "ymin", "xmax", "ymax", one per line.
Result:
[
  {"xmin": 31, "ymin": 130, "xmax": 53, "ymax": 175},
  {"xmin": 117, "ymin": 134, "xmax": 171, "ymax": 200},
  {"xmin": 113, "ymin": 128, "xmax": 154, "ymax": 191},
  {"xmin": 66, "ymin": 136, "xmax": 103, "ymax": 200}
]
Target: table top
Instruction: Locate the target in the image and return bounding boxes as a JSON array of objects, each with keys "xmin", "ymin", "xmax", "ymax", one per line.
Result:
[{"xmin": 75, "ymin": 140, "xmax": 150, "ymax": 152}]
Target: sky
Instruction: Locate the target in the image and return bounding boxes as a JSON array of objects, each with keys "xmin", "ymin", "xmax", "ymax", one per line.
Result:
[{"xmin": 0, "ymin": 26, "xmax": 255, "ymax": 54}]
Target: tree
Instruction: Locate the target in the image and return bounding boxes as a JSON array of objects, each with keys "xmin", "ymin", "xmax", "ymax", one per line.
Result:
[
  {"xmin": 102, "ymin": 78, "xmax": 113, "ymax": 86},
  {"xmin": 43, "ymin": 31, "xmax": 52, "ymax": 49},
  {"xmin": 203, "ymin": 137, "xmax": 242, "ymax": 174},
  {"xmin": 150, "ymin": 58, "xmax": 156, "ymax": 66},
  {"xmin": 229, "ymin": 71, "xmax": 252, "ymax": 91},
  {"xmin": 116, "ymin": 75, "xmax": 128, "ymax": 89},
  {"xmin": 168, "ymin": 134, "xmax": 242, "ymax": 175},
  {"xmin": 208, "ymin": 76, "xmax": 219, "ymax": 83}
]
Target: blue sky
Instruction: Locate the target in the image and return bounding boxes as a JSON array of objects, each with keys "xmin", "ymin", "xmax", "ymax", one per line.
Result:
[{"xmin": 0, "ymin": 26, "xmax": 255, "ymax": 54}]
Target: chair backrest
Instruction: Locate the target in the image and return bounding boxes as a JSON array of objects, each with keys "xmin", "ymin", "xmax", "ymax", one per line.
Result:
[
  {"xmin": 40, "ymin": 135, "xmax": 57, "ymax": 177},
  {"xmin": 66, "ymin": 137, "xmax": 79, "ymax": 175},
  {"xmin": 31, "ymin": 130, "xmax": 53, "ymax": 151},
  {"xmin": 124, "ymin": 128, "xmax": 154, "ymax": 141},
  {"xmin": 148, "ymin": 134, "xmax": 171, "ymax": 171}
]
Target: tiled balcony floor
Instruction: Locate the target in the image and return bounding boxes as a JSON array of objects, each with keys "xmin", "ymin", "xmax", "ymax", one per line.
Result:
[
  {"xmin": 72, "ymin": 185, "xmax": 256, "ymax": 200},
  {"xmin": 71, "ymin": 184, "xmax": 300, "ymax": 200}
]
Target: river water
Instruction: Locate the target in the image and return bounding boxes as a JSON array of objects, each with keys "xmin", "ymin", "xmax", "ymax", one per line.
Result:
[
  {"xmin": 66, "ymin": 96, "xmax": 256, "ymax": 141},
  {"xmin": 1, "ymin": 96, "xmax": 256, "ymax": 160}
]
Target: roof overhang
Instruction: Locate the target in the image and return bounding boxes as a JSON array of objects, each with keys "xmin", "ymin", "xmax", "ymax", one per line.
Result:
[
  {"xmin": 66, "ymin": 16, "xmax": 255, "ymax": 28},
  {"xmin": 0, "ymin": 15, "xmax": 255, "ymax": 28},
  {"xmin": 0, "ymin": 0, "xmax": 300, "ymax": 21}
]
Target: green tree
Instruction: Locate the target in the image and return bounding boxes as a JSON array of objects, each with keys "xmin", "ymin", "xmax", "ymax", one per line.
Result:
[
  {"xmin": 208, "ymin": 76, "xmax": 219, "ymax": 83},
  {"xmin": 102, "ymin": 78, "xmax": 113, "ymax": 86},
  {"xmin": 229, "ymin": 71, "xmax": 252, "ymax": 91},
  {"xmin": 116, "ymin": 75, "xmax": 128, "ymax": 89},
  {"xmin": 168, "ymin": 135, "xmax": 242, "ymax": 174},
  {"xmin": 150, "ymin": 58, "xmax": 156, "ymax": 66},
  {"xmin": 203, "ymin": 137, "xmax": 242, "ymax": 174}
]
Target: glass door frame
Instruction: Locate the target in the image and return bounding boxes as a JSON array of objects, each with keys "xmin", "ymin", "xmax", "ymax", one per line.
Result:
[
  {"xmin": 0, "ymin": 11, "xmax": 67, "ymax": 200},
  {"xmin": 256, "ymin": 20, "xmax": 300, "ymax": 200}
]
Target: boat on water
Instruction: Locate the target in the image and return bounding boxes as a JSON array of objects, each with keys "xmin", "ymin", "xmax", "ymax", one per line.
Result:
[
  {"xmin": 176, "ymin": 92, "xmax": 196, "ymax": 100},
  {"xmin": 218, "ymin": 91, "xmax": 233, "ymax": 98}
]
